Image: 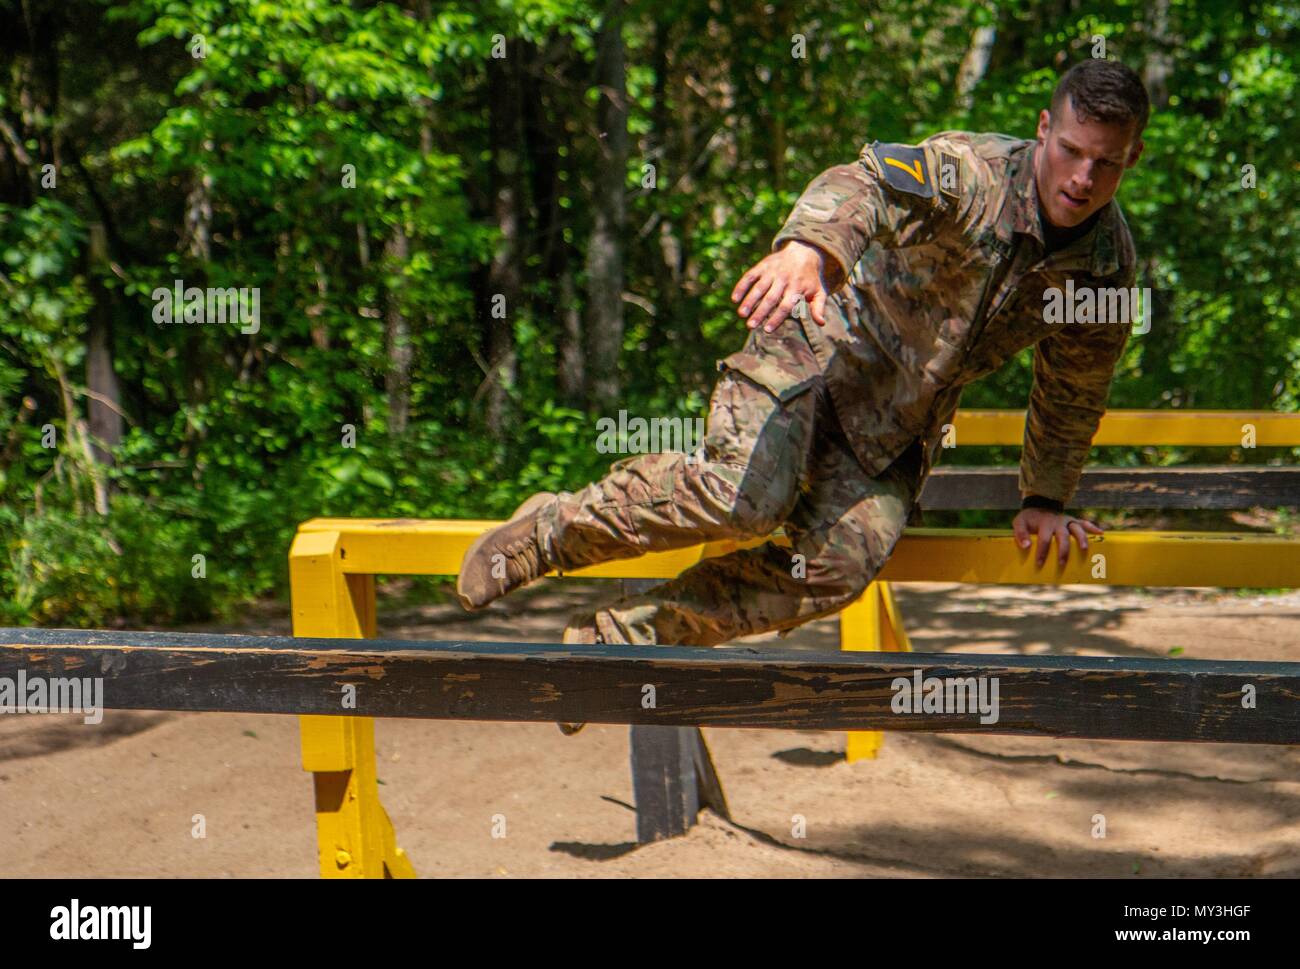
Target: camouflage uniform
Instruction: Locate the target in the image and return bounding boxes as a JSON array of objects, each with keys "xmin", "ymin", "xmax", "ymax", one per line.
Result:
[{"xmin": 541, "ymin": 131, "xmax": 1137, "ymax": 646}]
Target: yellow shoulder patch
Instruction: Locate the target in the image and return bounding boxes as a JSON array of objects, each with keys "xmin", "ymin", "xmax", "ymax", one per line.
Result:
[{"xmin": 868, "ymin": 142, "xmax": 934, "ymax": 198}]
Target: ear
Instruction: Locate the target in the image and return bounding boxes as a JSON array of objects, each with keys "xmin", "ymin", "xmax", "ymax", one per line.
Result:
[
  {"xmin": 1036, "ymin": 108, "xmax": 1052, "ymax": 143},
  {"xmin": 1125, "ymin": 138, "xmax": 1145, "ymax": 169}
]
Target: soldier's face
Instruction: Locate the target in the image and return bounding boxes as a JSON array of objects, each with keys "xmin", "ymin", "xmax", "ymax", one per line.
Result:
[{"xmin": 1034, "ymin": 98, "xmax": 1144, "ymax": 228}]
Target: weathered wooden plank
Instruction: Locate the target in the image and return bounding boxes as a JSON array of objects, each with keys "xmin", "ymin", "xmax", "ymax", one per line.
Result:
[
  {"xmin": 921, "ymin": 466, "xmax": 1300, "ymax": 510},
  {"xmin": 628, "ymin": 725, "xmax": 730, "ymax": 843},
  {"xmin": 689, "ymin": 727, "xmax": 729, "ymax": 821},
  {"xmin": 3, "ymin": 628, "xmax": 1299, "ymax": 745},
  {"xmin": 622, "ymin": 577, "xmax": 726, "ymax": 842},
  {"xmin": 630, "ymin": 726, "xmax": 698, "ymax": 842}
]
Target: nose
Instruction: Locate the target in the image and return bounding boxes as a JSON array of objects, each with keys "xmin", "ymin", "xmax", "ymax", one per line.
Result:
[{"xmin": 1071, "ymin": 160, "xmax": 1095, "ymax": 194}]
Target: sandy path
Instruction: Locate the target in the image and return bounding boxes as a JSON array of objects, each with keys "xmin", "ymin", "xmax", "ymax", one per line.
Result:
[{"xmin": 3, "ymin": 580, "xmax": 1298, "ymax": 878}]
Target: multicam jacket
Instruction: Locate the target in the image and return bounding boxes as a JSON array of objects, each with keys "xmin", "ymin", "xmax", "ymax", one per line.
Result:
[{"xmin": 765, "ymin": 130, "xmax": 1137, "ymax": 505}]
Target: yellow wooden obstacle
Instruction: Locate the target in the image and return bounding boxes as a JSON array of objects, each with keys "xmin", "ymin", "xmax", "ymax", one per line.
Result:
[
  {"xmin": 290, "ymin": 529, "xmax": 415, "ymax": 878},
  {"xmin": 291, "ymin": 524, "xmax": 1300, "ymax": 876},
  {"xmin": 290, "ymin": 408, "xmax": 1300, "ymax": 876}
]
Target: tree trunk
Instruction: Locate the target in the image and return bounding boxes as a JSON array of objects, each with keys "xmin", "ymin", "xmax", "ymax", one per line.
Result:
[
  {"xmin": 185, "ymin": 148, "xmax": 214, "ymax": 262},
  {"xmin": 1143, "ymin": 0, "xmax": 1174, "ymax": 110},
  {"xmin": 523, "ymin": 38, "xmax": 585, "ymax": 407},
  {"xmin": 956, "ymin": 24, "xmax": 997, "ymax": 113},
  {"xmin": 179, "ymin": 153, "xmax": 214, "ymax": 459},
  {"xmin": 85, "ymin": 223, "xmax": 123, "ymax": 467},
  {"xmin": 384, "ymin": 227, "xmax": 412, "ymax": 436},
  {"xmin": 52, "ymin": 358, "xmax": 109, "ymax": 516},
  {"xmin": 584, "ymin": 0, "xmax": 629, "ymax": 412},
  {"xmin": 484, "ymin": 37, "xmax": 525, "ymax": 435},
  {"xmin": 558, "ymin": 266, "xmax": 585, "ymax": 403},
  {"xmin": 647, "ymin": 17, "xmax": 682, "ymax": 358},
  {"xmin": 310, "ymin": 256, "xmax": 330, "ymax": 351},
  {"xmin": 766, "ymin": 3, "xmax": 791, "ymax": 192}
]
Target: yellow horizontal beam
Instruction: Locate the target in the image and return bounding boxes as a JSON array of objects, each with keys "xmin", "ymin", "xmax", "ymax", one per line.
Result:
[
  {"xmin": 952, "ymin": 410, "xmax": 1300, "ymax": 446},
  {"xmin": 880, "ymin": 529, "xmax": 1300, "ymax": 587},
  {"xmin": 296, "ymin": 519, "xmax": 1300, "ymax": 588}
]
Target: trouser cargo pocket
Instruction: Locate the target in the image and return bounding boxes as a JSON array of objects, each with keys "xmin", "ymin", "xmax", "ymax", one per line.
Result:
[
  {"xmin": 716, "ymin": 351, "xmax": 817, "ymax": 403},
  {"xmin": 707, "ymin": 350, "xmax": 820, "ymax": 532}
]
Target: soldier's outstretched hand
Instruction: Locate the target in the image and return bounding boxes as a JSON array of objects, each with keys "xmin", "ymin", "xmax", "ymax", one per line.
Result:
[
  {"xmin": 1013, "ymin": 507, "xmax": 1105, "ymax": 568},
  {"xmin": 731, "ymin": 239, "xmax": 833, "ymax": 333}
]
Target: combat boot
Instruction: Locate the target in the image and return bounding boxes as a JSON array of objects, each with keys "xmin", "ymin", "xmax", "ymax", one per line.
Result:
[
  {"xmin": 556, "ymin": 616, "xmax": 606, "ymax": 735},
  {"xmin": 456, "ymin": 492, "xmax": 557, "ymax": 610}
]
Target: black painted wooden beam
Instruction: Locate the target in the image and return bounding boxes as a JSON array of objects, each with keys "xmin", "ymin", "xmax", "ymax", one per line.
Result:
[
  {"xmin": 921, "ymin": 466, "xmax": 1300, "ymax": 510},
  {"xmin": 3, "ymin": 628, "xmax": 1298, "ymax": 745}
]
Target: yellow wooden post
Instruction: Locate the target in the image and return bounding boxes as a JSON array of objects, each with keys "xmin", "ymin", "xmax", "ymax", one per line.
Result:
[
  {"xmin": 289, "ymin": 529, "xmax": 415, "ymax": 878},
  {"xmin": 841, "ymin": 580, "xmax": 913, "ymax": 763}
]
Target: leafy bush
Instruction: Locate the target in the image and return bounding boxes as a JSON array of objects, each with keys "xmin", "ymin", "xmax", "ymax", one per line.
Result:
[{"xmin": 3, "ymin": 494, "xmax": 247, "ymax": 626}]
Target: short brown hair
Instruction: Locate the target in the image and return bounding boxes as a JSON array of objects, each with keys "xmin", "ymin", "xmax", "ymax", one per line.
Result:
[{"xmin": 1050, "ymin": 60, "xmax": 1151, "ymax": 136}]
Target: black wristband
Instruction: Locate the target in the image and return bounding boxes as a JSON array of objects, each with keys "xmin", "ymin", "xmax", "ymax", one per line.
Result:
[{"xmin": 1021, "ymin": 494, "xmax": 1066, "ymax": 514}]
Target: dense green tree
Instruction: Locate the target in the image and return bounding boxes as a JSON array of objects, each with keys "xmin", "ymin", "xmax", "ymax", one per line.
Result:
[{"xmin": 0, "ymin": 0, "xmax": 1296, "ymax": 623}]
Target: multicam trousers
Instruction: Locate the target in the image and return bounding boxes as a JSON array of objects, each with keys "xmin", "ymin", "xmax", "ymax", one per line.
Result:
[{"xmin": 535, "ymin": 319, "xmax": 926, "ymax": 647}]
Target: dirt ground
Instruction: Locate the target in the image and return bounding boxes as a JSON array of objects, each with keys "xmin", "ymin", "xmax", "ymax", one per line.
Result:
[{"xmin": 3, "ymin": 578, "xmax": 1299, "ymax": 878}]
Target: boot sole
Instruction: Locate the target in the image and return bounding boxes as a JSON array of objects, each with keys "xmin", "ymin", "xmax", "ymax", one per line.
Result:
[{"xmin": 456, "ymin": 491, "xmax": 557, "ymax": 611}]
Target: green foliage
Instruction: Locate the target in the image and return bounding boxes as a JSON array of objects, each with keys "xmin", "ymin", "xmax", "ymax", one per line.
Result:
[
  {"xmin": 0, "ymin": 199, "xmax": 93, "ymax": 374},
  {"xmin": 1, "ymin": 0, "xmax": 1296, "ymax": 624},
  {"xmin": 1, "ymin": 495, "xmax": 243, "ymax": 625}
]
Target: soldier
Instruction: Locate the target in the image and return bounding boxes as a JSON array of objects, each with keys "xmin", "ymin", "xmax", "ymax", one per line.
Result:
[{"xmin": 457, "ymin": 59, "xmax": 1149, "ymax": 732}]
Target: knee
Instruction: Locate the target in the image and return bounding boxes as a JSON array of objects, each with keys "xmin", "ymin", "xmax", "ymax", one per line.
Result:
[
  {"xmin": 801, "ymin": 545, "xmax": 878, "ymax": 610},
  {"xmin": 719, "ymin": 468, "xmax": 796, "ymax": 538}
]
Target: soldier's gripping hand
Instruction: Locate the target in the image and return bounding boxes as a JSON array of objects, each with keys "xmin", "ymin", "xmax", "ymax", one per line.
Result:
[
  {"xmin": 1013, "ymin": 508, "xmax": 1104, "ymax": 568},
  {"xmin": 731, "ymin": 239, "xmax": 833, "ymax": 333}
]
